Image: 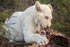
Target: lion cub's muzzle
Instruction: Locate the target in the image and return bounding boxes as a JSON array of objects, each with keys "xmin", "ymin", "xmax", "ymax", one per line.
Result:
[{"xmin": 40, "ymin": 24, "xmax": 50, "ymax": 30}]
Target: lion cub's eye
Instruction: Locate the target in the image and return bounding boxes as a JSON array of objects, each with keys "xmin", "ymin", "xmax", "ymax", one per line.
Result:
[{"xmin": 45, "ymin": 16, "xmax": 49, "ymax": 19}]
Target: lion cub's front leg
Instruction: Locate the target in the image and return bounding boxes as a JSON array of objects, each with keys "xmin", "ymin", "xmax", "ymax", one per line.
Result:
[{"xmin": 24, "ymin": 34, "xmax": 49, "ymax": 45}]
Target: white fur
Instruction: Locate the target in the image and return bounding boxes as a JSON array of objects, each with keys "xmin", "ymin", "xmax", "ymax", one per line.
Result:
[{"xmin": 3, "ymin": 1, "xmax": 53, "ymax": 45}]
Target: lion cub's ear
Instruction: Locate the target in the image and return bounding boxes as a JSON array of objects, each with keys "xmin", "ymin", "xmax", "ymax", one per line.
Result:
[
  {"xmin": 47, "ymin": 4, "xmax": 53, "ymax": 12},
  {"xmin": 35, "ymin": 1, "xmax": 42, "ymax": 11}
]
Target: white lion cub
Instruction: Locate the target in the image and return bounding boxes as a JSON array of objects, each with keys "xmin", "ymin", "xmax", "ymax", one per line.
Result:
[{"xmin": 3, "ymin": 1, "xmax": 53, "ymax": 45}]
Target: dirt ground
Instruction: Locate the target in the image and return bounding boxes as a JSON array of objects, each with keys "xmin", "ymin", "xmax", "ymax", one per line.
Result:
[{"xmin": 0, "ymin": 29, "xmax": 69, "ymax": 47}]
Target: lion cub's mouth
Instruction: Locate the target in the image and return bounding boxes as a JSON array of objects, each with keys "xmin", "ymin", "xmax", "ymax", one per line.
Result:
[
  {"xmin": 39, "ymin": 25, "xmax": 51, "ymax": 35},
  {"xmin": 40, "ymin": 24, "xmax": 50, "ymax": 30}
]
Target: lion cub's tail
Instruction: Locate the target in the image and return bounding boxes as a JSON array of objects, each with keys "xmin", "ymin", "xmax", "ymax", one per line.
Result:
[{"xmin": 2, "ymin": 18, "xmax": 9, "ymax": 31}]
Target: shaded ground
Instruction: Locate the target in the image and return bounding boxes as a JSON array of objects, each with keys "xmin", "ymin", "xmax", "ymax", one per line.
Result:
[
  {"xmin": 0, "ymin": 36, "xmax": 69, "ymax": 47},
  {"xmin": 0, "ymin": 29, "xmax": 69, "ymax": 47},
  {"xmin": 0, "ymin": 36, "xmax": 26, "ymax": 47}
]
